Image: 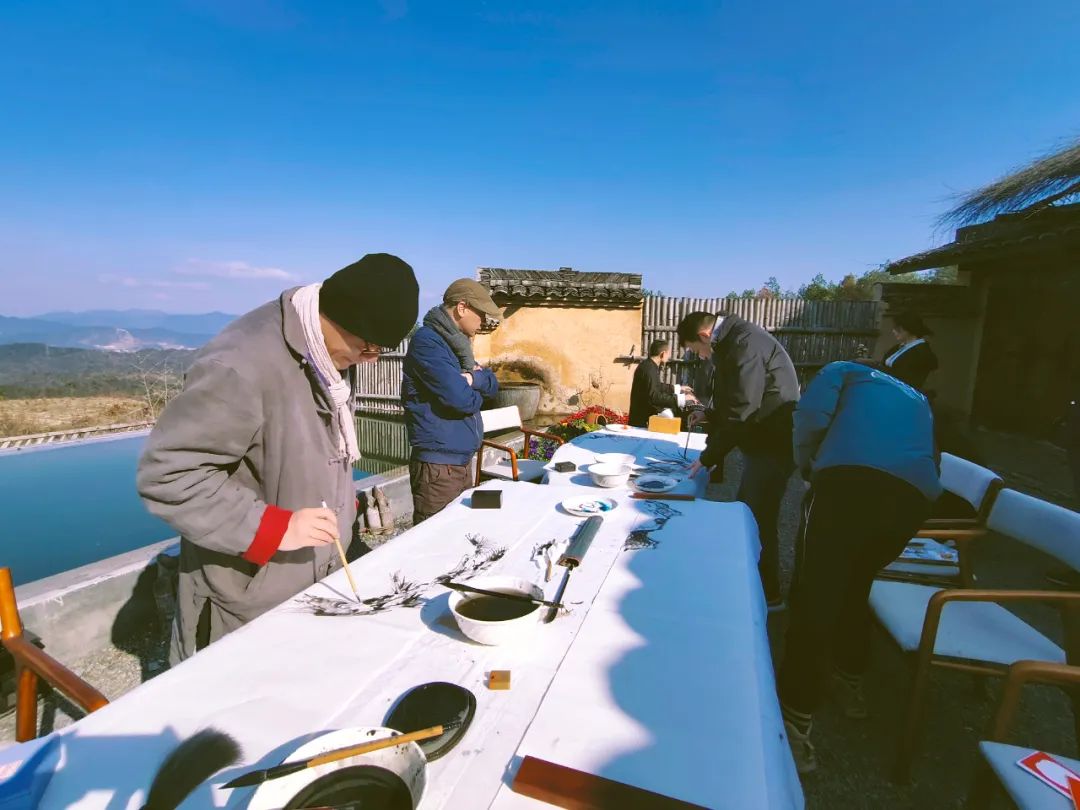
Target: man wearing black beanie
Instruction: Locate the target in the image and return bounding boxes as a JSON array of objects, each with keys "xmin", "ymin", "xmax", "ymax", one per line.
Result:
[{"xmin": 137, "ymin": 253, "xmax": 419, "ymax": 662}]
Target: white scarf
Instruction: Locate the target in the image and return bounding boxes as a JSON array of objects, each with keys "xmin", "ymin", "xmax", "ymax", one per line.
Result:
[{"xmin": 292, "ymin": 283, "xmax": 361, "ymax": 463}]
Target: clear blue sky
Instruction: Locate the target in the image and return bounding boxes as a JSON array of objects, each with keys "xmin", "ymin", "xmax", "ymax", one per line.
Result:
[{"xmin": 2, "ymin": 0, "xmax": 1078, "ymax": 316}]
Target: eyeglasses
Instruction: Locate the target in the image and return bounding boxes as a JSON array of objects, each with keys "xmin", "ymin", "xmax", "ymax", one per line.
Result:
[{"xmin": 463, "ymin": 305, "xmax": 487, "ymax": 326}]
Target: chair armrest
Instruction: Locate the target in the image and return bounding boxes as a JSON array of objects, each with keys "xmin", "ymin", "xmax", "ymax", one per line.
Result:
[
  {"xmin": 914, "ymin": 527, "xmax": 986, "ymax": 541},
  {"xmin": 2, "ymin": 636, "xmax": 108, "ymax": 713},
  {"xmin": 521, "ymin": 429, "xmax": 565, "ymax": 446},
  {"xmin": 917, "ymin": 589, "xmax": 1080, "ymax": 663},
  {"xmin": 990, "ymin": 660, "xmax": 1080, "ymax": 741},
  {"xmin": 930, "ymin": 589, "xmax": 1080, "ymax": 606},
  {"xmin": 921, "ymin": 518, "xmax": 979, "ymax": 528},
  {"xmin": 482, "ymin": 439, "xmax": 517, "ymax": 454},
  {"xmin": 481, "ymin": 440, "xmax": 519, "ymax": 479}
]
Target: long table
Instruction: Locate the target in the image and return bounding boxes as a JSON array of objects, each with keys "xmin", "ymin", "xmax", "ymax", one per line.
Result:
[{"xmin": 36, "ymin": 428, "xmax": 803, "ymax": 809}]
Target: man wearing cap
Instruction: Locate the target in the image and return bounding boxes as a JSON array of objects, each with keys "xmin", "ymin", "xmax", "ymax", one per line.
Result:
[
  {"xmin": 137, "ymin": 253, "xmax": 419, "ymax": 662},
  {"xmin": 402, "ymin": 278, "xmax": 502, "ymax": 522}
]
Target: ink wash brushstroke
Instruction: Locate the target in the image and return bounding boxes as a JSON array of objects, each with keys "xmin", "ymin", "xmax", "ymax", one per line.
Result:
[{"xmin": 295, "ymin": 534, "xmax": 507, "ymax": 617}]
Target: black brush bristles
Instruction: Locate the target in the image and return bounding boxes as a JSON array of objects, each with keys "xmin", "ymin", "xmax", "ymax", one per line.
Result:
[{"xmin": 141, "ymin": 728, "xmax": 242, "ymax": 809}]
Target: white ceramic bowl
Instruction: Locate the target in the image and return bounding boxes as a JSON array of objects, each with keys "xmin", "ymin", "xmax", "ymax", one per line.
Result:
[
  {"xmin": 588, "ymin": 462, "xmax": 632, "ymax": 488},
  {"xmin": 448, "ymin": 576, "xmax": 545, "ymax": 646},
  {"xmin": 247, "ymin": 726, "xmax": 426, "ymax": 810},
  {"xmin": 594, "ymin": 452, "xmax": 636, "ymax": 468}
]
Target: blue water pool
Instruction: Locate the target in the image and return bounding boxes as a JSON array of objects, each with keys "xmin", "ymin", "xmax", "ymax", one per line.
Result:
[{"xmin": 0, "ymin": 434, "xmax": 372, "ymax": 587}]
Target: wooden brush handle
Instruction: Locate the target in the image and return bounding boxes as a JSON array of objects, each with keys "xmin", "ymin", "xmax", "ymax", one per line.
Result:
[
  {"xmin": 631, "ymin": 492, "xmax": 696, "ymax": 501},
  {"xmin": 334, "ymin": 538, "xmax": 360, "ymax": 596},
  {"xmin": 307, "ymin": 725, "xmax": 444, "ymax": 767}
]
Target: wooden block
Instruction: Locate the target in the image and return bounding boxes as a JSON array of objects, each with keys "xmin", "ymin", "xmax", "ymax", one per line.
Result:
[
  {"xmin": 487, "ymin": 670, "xmax": 511, "ymax": 690},
  {"xmin": 647, "ymin": 415, "xmax": 681, "ymax": 434},
  {"xmin": 511, "ymin": 756, "xmax": 709, "ymax": 809},
  {"xmin": 471, "ymin": 490, "xmax": 502, "ymax": 509}
]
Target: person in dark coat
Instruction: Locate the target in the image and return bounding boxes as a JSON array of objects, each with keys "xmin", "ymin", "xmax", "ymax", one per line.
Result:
[
  {"xmin": 881, "ymin": 312, "xmax": 938, "ymax": 391},
  {"xmin": 628, "ymin": 339, "xmax": 696, "ymax": 427},
  {"xmin": 677, "ymin": 311, "xmax": 801, "ymax": 608}
]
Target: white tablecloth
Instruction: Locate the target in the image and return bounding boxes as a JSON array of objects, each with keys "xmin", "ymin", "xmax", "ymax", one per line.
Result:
[
  {"xmin": 35, "ymin": 432, "xmax": 802, "ymax": 810},
  {"xmin": 543, "ymin": 425, "xmax": 705, "ymax": 498}
]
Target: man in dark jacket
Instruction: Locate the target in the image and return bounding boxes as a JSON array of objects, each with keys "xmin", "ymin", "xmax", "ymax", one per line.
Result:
[
  {"xmin": 628, "ymin": 339, "xmax": 697, "ymax": 427},
  {"xmin": 677, "ymin": 311, "xmax": 801, "ymax": 608},
  {"xmin": 403, "ymin": 278, "xmax": 502, "ymax": 522}
]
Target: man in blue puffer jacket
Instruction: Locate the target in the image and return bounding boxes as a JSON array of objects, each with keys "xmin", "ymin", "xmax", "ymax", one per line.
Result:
[
  {"xmin": 778, "ymin": 359, "xmax": 941, "ymax": 775},
  {"xmin": 402, "ymin": 279, "xmax": 502, "ymax": 522}
]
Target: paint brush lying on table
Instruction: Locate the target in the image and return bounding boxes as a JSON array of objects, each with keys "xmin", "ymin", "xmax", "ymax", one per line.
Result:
[
  {"xmin": 442, "ymin": 580, "xmax": 563, "ymax": 609},
  {"xmin": 223, "ymin": 724, "xmax": 461, "ymax": 789}
]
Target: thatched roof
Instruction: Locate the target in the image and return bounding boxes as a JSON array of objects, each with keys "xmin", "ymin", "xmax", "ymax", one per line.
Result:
[
  {"xmin": 878, "ymin": 281, "xmax": 980, "ymax": 318},
  {"xmin": 941, "ymin": 137, "xmax": 1080, "ymax": 228},
  {"xmin": 477, "ymin": 266, "xmax": 643, "ymax": 307},
  {"xmin": 887, "ymin": 202, "xmax": 1080, "ymax": 274}
]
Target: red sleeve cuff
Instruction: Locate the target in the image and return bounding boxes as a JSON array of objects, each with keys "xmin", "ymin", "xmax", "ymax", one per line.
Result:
[{"xmin": 243, "ymin": 505, "xmax": 292, "ymax": 565}]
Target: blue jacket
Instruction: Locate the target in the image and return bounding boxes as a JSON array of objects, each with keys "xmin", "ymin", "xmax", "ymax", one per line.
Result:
[
  {"xmin": 402, "ymin": 326, "xmax": 499, "ymax": 466},
  {"xmin": 793, "ymin": 361, "xmax": 942, "ymax": 501}
]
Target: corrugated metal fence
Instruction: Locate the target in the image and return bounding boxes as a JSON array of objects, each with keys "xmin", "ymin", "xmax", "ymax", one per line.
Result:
[{"xmin": 642, "ymin": 296, "xmax": 882, "ymax": 386}]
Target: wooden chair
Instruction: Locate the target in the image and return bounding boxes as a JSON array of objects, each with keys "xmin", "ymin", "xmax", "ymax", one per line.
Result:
[
  {"xmin": 879, "ymin": 453, "xmax": 1004, "ymax": 588},
  {"xmin": 475, "ymin": 406, "xmax": 565, "ymax": 484},
  {"xmin": 968, "ymin": 660, "xmax": 1080, "ymax": 809},
  {"xmin": 867, "ymin": 489, "xmax": 1080, "ymax": 780},
  {"xmin": 0, "ymin": 567, "xmax": 108, "ymax": 741}
]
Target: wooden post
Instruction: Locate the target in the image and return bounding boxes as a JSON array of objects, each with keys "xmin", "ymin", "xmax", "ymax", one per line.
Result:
[
  {"xmin": 15, "ymin": 667, "xmax": 38, "ymax": 742},
  {"xmin": 0, "ymin": 567, "xmax": 37, "ymax": 742},
  {"xmin": 0, "ymin": 567, "xmax": 22, "ymax": 640}
]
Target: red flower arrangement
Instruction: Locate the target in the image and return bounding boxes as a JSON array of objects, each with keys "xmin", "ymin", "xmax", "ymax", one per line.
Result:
[{"xmin": 519, "ymin": 405, "xmax": 629, "ymax": 461}]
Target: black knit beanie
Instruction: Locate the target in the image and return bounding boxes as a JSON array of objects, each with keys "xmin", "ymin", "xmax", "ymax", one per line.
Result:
[{"xmin": 319, "ymin": 253, "xmax": 419, "ymax": 347}]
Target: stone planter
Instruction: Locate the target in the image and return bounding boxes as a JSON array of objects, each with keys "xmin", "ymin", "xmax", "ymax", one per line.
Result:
[{"xmin": 492, "ymin": 382, "xmax": 542, "ymax": 421}]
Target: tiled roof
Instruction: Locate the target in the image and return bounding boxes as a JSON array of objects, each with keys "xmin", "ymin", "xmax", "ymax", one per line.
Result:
[{"xmin": 477, "ymin": 267, "xmax": 643, "ymax": 307}]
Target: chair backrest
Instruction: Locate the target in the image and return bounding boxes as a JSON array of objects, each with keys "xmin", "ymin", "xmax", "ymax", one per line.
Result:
[
  {"xmin": 986, "ymin": 488, "xmax": 1080, "ymax": 571},
  {"xmin": 481, "ymin": 406, "xmax": 522, "ymax": 434},
  {"xmin": 939, "ymin": 453, "xmax": 1004, "ymax": 521}
]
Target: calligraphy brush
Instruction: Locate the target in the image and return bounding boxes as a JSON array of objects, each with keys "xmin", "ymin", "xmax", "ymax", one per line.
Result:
[
  {"xmin": 224, "ymin": 723, "xmax": 461, "ymax": 789},
  {"xmin": 140, "ymin": 728, "xmax": 242, "ymax": 810},
  {"xmin": 443, "ymin": 580, "xmax": 563, "ymax": 609},
  {"xmin": 322, "ymin": 500, "xmax": 360, "ymax": 602}
]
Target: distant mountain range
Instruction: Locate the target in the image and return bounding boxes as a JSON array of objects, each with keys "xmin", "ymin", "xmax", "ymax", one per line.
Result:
[
  {"xmin": 0, "ymin": 309, "xmax": 236, "ymax": 351},
  {"xmin": 0, "ymin": 343, "xmax": 195, "ymax": 398}
]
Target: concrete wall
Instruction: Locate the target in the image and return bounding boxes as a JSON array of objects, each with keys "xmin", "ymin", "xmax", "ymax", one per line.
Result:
[
  {"xmin": 10, "ymin": 436, "xmax": 525, "ymax": 666},
  {"xmin": 13, "ymin": 538, "xmax": 179, "ymax": 666},
  {"xmin": 474, "ymin": 304, "xmax": 642, "ymax": 414}
]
